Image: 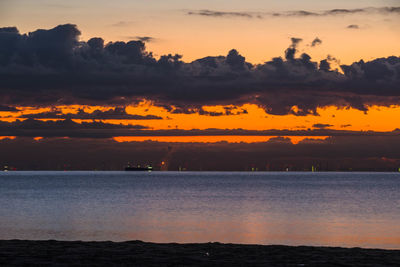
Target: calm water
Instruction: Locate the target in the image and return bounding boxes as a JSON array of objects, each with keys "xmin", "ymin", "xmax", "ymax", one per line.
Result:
[{"xmin": 0, "ymin": 171, "xmax": 399, "ymax": 249}]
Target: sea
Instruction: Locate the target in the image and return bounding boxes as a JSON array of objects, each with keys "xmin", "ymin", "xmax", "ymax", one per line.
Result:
[{"xmin": 0, "ymin": 171, "xmax": 399, "ymax": 249}]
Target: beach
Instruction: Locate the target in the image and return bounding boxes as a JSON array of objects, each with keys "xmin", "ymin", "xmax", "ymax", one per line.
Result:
[{"xmin": 0, "ymin": 240, "xmax": 399, "ymax": 266}]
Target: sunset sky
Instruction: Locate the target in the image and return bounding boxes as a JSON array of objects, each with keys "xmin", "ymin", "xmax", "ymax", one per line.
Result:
[
  {"xmin": 0, "ymin": 0, "xmax": 399, "ymax": 170},
  {"xmin": 1, "ymin": 0, "xmax": 399, "ymax": 63}
]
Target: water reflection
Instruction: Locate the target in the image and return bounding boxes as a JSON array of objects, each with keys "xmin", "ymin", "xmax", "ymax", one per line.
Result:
[{"xmin": 0, "ymin": 171, "xmax": 399, "ymax": 249}]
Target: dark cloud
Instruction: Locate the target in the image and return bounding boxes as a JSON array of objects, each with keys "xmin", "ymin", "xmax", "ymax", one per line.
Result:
[
  {"xmin": 0, "ymin": 27, "xmax": 19, "ymax": 33},
  {"xmin": 20, "ymin": 107, "xmax": 163, "ymax": 120},
  {"xmin": 0, "ymin": 24, "xmax": 400, "ymax": 116},
  {"xmin": 133, "ymin": 36, "xmax": 155, "ymax": 42},
  {"xmin": 169, "ymin": 106, "xmax": 248, "ymax": 116},
  {"xmin": 187, "ymin": 10, "xmax": 256, "ymax": 18},
  {"xmin": 324, "ymin": 8, "xmax": 365, "ymax": 15},
  {"xmin": 0, "ymin": 119, "xmax": 148, "ymax": 138},
  {"xmin": 0, "ymin": 118, "xmax": 397, "ymax": 138},
  {"xmin": 0, "ymin": 105, "xmax": 19, "ymax": 111},
  {"xmin": 322, "ymin": 7, "xmax": 399, "ymax": 16},
  {"xmin": 311, "ymin": 37, "xmax": 322, "ymax": 47},
  {"xmin": 313, "ymin": 123, "xmax": 333, "ymax": 129},
  {"xmin": 187, "ymin": 7, "xmax": 400, "ymax": 19},
  {"xmin": 285, "ymin": 7, "xmax": 400, "ymax": 17},
  {"xmin": 347, "ymin": 24, "xmax": 360, "ymax": 29},
  {"xmin": 1, "ymin": 118, "xmax": 146, "ymax": 129},
  {"xmin": 285, "ymin": 37, "xmax": 302, "ymax": 60},
  {"xmin": 318, "ymin": 59, "xmax": 331, "ymax": 72},
  {"xmin": 278, "ymin": 10, "xmax": 318, "ymax": 17}
]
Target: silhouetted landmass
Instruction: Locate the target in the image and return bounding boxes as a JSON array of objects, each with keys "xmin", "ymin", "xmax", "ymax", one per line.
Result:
[
  {"xmin": 0, "ymin": 240, "xmax": 399, "ymax": 266},
  {"xmin": 1, "ymin": 136, "xmax": 400, "ymax": 171}
]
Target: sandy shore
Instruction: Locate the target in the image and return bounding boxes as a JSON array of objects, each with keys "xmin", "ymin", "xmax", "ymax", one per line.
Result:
[{"xmin": 0, "ymin": 240, "xmax": 399, "ymax": 266}]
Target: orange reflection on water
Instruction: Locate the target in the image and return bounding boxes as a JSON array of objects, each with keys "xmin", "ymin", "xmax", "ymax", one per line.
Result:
[{"xmin": 120, "ymin": 213, "xmax": 400, "ymax": 249}]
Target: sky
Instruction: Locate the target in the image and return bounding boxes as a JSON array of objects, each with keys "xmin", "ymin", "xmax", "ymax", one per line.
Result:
[
  {"xmin": 0, "ymin": 0, "xmax": 399, "ymax": 170},
  {"xmin": 1, "ymin": 0, "xmax": 399, "ymax": 63}
]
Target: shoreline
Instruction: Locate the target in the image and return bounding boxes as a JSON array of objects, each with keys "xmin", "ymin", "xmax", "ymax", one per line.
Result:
[
  {"xmin": 3, "ymin": 170, "xmax": 400, "ymax": 172},
  {"xmin": 1, "ymin": 240, "xmax": 399, "ymax": 266}
]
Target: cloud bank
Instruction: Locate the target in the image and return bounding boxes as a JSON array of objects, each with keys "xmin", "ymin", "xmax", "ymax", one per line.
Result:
[
  {"xmin": 1, "ymin": 118, "xmax": 398, "ymax": 138},
  {"xmin": 20, "ymin": 107, "xmax": 163, "ymax": 120},
  {"xmin": 0, "ymin": 24, "xmax": 399, "ymax": 116}
]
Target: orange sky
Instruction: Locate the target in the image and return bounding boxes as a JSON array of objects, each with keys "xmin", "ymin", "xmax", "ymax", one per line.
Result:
[
  {"xmin": 1, "ymin": 102, "xmax": 400, "ymax": 143},
  {"xmin": 112, "ymin": 136, "xmax": 329, "ymax": 144},
  {"xmin": 2, "ymin": 102, "xmax": 400, "ymax": 131}
]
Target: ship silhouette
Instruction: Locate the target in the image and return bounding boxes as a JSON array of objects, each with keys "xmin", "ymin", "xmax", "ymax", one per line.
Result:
[{"xmin": 125, "ymin": 163, "xmax": 153, "ymax": 171}]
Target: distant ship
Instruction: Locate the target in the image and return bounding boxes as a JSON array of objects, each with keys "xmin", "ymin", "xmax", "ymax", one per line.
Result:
[{"xmin": 124, "ymin": 164, "xmax": 153, "ymax": 171}]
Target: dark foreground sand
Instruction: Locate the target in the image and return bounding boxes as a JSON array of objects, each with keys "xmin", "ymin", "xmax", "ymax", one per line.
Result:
[{"xmin": 0, "ymin": 240, "xmax": 399, "ymax": 266}]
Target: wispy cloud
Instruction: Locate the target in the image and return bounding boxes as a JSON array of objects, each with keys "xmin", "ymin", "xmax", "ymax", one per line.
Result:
[
  {"xmin": 110, "ymin": 21, "xmax": 134, "ymax": 27},
  {"xmin": 186, "ymin": 6, "xmax": 400, "ymax": 19},
  {"xmin": 187, "ymin": 10, "xmax": 259, "ymax": 19},
  {"xmin": 134, "ymin": 36, "xmax": 156, "ymax": 42},
  {"xmin": 310, "ymin": 37, "xmax": 322, "ymax": 47},
  {"xmin": 313, "ymin": 123, "xmax": 333, "ymax": 129},
  {"xmin": 121, "ymin": 36, "xmax": 157, "ymax": 43},
  {"xmin": 347, "ymin": 24, "xmax": 360, "ymax": 29}
]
